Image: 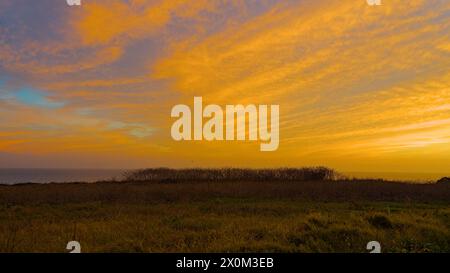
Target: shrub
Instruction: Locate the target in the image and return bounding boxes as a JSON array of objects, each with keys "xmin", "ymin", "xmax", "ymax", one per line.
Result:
[
  {"xmin": 367, "ymin": 215, "xmax": 393, "ymax": 229},
  {"xmin": 437, "ymin": 177, "xmax": 450, "ymax": 185},
  {"xmin": 123, "ymin": 167, "xmax": 339, "ymax": 182}
]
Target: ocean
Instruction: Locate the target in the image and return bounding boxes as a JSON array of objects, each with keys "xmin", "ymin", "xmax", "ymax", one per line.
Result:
[
  {"xmin": 344, "ymin": 171, "xmax": 448, "ymax": 183},
  {"xmin": 0, "ymin": 169, "xmax": 126, "ymax": 185}
]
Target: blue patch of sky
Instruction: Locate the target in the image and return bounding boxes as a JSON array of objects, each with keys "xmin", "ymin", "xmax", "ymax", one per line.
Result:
[
  {"xmin": 15, "ymin": 88, "xmax": 65, "ymax": 109},
  {"xmin": 0, "ymin": 80, "xmax": 65, "ymax": 109}
]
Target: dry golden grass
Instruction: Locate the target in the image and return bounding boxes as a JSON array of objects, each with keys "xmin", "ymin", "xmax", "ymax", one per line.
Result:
[{"xmin": 0, "ymin": 177, "xmax": 449, "ymax": 253}]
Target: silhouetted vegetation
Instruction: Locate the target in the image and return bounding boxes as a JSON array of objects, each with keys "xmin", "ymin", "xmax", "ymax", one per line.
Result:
[
  {"xmin": 1, "ymin": 169, "xmax": 450, "ymax": 253},
  {"xmin": 123, "ymin": 167, "xmax": 340, "ymax": 182},
  {"xmin": 367, "ymin": 215, "xmax": 393, "ymax": 229},
  {"xmin": 437, "ymin": 177, "xmax": 450, "ymax": 185},
  {"xmin": 1, "ymin": 177, "xmax": 450, "ymax": 205}
]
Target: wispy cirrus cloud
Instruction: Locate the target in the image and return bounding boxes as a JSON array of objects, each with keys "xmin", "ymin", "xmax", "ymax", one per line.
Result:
[{"xmin": 0, "ymin": 0, "xmax": 449, "ymax": 172}]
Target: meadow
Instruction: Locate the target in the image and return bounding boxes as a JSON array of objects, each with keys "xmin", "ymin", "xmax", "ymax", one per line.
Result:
[{"xmin": 0, "ymin": 168, "xmax": 449, "ymax": 253}]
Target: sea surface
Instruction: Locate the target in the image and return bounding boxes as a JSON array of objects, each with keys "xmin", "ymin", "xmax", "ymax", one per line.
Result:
[
  {"xmin": 0, "ymin": 169, "xmax": 126, "ymax": 185},
  {"xmin": 344, "ymin": 171, "xmax": 448, "ymax": 183}
]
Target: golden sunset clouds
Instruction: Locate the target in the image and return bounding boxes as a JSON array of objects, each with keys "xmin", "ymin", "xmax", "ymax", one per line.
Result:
[{"xmin": 0, "ymin": 0, "xmax": 449, "ymax": 172}]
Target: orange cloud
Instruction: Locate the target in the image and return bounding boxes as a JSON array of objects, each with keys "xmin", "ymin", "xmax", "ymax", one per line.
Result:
[
  {"xmin": 1, "ymin": 0, "xmax": 450, "ymax": 173},
  {"xmin": 73, "ymin": 0, "xmax": 215, "ymax": 46}
]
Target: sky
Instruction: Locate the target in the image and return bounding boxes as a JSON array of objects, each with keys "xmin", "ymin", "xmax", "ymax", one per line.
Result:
[{"xmin": 0, "ymin": 0, "xmax": 449, "ymax": 173}]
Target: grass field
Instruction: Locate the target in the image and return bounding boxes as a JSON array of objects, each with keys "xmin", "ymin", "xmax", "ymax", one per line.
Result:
[{"xmin": 1, "ymin": 172, "xmax": 449, "ymax": 253}]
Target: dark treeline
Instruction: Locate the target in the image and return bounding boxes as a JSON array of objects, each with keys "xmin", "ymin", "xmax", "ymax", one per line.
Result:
[{"xmin": 123, "ymin": 167, "xmax": 340, "ymax": 182}]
